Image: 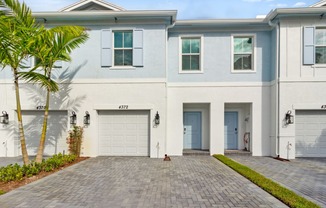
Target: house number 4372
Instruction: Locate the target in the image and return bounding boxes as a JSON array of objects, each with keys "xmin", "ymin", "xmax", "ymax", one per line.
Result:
[{"xmin": 119, "ymin": 105, "xmax": 128, "ymax": 109}]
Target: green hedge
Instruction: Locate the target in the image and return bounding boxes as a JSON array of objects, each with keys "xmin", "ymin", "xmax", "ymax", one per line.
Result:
[
  {"xmin": 0, "ymin": 153, "xmax": 77, "ymax": 183},
  {"xmin": 213, "ymin": 155, "xmax": 320, "ymax": 208}
]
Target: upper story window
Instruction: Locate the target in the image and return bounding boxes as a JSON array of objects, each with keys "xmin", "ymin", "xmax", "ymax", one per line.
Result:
[
  {"xmin": 114, "ymin": 31, "xmax": 133, "ymax": 66},
  {"xmin": 101, "ymin": 29, "xmax": 143, "ymax": 68},
  {"xmin": 232, "ymin": 35, "xmax": 255, "ymax": 72},
  {"xmin": 180, "ymin": 37, "xmax": 202, "ymax": 72},
  {"xmin": 315, "ymin": 28, "xmax": 326, "ymax": 64}
]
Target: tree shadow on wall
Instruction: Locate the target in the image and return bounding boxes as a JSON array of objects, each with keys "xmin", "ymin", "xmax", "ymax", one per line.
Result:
[
  {"xmin": 295, "ymin": 128, "xmax": 326, "ymax": 158},
  {"xmin": 18, "ymin": 63, "xmax": 87, "ymax": 156}
]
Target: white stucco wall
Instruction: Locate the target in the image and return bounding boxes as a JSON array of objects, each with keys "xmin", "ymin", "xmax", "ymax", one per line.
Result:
[{"xmin": 166, "ymin": 84, "xmax": 271, "ymax": 156}]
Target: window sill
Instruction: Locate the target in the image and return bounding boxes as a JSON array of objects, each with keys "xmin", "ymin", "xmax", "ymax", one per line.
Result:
[
  {"xmin": 179, "ymin": 70, "xmax": 203, "ymax": 74},
  {"xmin": 311, "ymin": 64, "xmax": 326, "ymax": 68},
  {"xmin": 109, "ymin": 66, "xmax": 136, "ymax": 70},
  {"xmin": 231, "ymin": 69, "xmax": 256, "ymax": 74}
]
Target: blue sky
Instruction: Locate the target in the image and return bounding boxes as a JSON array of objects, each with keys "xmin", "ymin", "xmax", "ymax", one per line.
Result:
[{"xmin": 20, "ymin": 0, "xmax": 320, "ymax": 19}]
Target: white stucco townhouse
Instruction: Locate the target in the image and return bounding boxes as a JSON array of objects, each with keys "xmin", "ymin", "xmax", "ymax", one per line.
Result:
[{"xmin": 1, "ymin": 0, "xmax": 326, "ymax": 159}]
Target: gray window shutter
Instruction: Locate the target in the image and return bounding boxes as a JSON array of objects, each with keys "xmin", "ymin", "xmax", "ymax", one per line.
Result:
[
  {"xmin": 21, "ymin": 57, "xmax": 32, "ymax": 68},
  {"xmin": 54, "ymin": 61, "xmax": 62, "ymax": 68},
  {"xmin": 101, "ymin": 29, "xmax": 112, "ymax": 67},
  {"xmin": 303, "ymin": 26, "xmax": 315, "ymax": 65},
  {"xmin": 133, "ymin": 29, "xmax": 143, "ymax": 67}
]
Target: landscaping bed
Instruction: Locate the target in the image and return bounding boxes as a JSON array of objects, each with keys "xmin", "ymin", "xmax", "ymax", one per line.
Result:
[
  {"xmin": 0, "ymin": 155, "xmax": 88, "ymax": 195},
  {"xmin": 214, "ymin": 154, "xmax": 320, "ymax": 208}
]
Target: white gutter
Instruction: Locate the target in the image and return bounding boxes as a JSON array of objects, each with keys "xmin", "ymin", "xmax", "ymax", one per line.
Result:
[
  {"xmin": 33, "ymin": 10, "xmax": 177, "ymax": 22},
  {"xmin": 164, "ymin": 19, "xmax": 176, "ymax": 157},
  {"xmin": 269, "ymin": 20, "xmax": 280, "ymax": 157},
  {"xmin": 265, "ymin": 7, "xmax": 326, "ymax": 21}
]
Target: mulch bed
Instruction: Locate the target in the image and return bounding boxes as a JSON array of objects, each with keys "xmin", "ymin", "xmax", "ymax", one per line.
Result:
[{"xmin": 0, "ymin": 157, "xmax": 89, "ymax": 194}]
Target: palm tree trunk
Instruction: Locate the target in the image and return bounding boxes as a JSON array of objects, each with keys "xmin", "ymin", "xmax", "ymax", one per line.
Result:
[
  {"xmin": 14, "ymin": 69, "xmax": 29, "ymax": 165},
  {"xmin": 35, "ymin": 87, "xmax": 50, "ymax": 163}
]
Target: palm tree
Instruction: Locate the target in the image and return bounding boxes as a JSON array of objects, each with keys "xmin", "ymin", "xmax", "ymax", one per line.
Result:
[
  {"xmin": 0, "ymin": 0, "xmax": 39, "ymax": 164},
  {"xmin": 20, "ymin": 26, "xmax": 89, "ymax": 163}
]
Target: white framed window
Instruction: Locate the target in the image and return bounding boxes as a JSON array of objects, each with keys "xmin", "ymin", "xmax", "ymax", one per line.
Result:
[
  {"xmin": 179, "ymin": 36, "xmax": 203, "ymax": 73},
  {"xmin": 315, "ymin": 27, "xmax": 326, "ymax": 64},
  {"xmin": 231, "ymin": 34, "xmax": 255, "ymax": 72},
  {"xmin": 113, "ymin": 31, "xmax": 133, "ymax": 66}
]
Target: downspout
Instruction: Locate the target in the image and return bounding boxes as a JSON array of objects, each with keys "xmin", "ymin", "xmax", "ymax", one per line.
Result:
[
  {"xmin": 164, "ymin": 18, "xmax": 176, "ymax": 157},
  {"xmin": 268, "ymin": 19, "xmax": 280, "ymax": 157}
]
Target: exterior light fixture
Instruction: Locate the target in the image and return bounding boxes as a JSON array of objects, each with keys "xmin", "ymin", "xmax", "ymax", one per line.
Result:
[
  {"xmin": 155, "ymin": 111, "xmax": 160, "ymax": 125},
  {"xmin": 0, "ymin": 111, "xmax": 9, "ymax": 124},
  {"xmin": 70, "ymin": 111, "xmax": 77, "ymax": 125},
  {"xmin": 285, "ymin": 110, "xmax": 294, "ymax": 124},
  {"xmin": 84, "ymin": 111, "xmax": 90, "ymax": 125}
]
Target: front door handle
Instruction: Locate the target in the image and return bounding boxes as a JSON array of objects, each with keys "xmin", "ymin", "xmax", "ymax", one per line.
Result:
[{"xmin": 184, "ymin": 128, "xmax": 186, "ymax": 134}]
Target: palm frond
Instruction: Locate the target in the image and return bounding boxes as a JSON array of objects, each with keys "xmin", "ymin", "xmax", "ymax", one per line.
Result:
[{"xmin": 18, "ymin": 71, "xmax": 59, "ymax": 92}]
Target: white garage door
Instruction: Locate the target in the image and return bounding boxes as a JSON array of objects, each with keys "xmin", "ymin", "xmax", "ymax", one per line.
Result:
[
  {"xmin": 98, "ymin": 110, "xmax": 149, "ymax": 156},
  {"xmin": 296, "ymin": 110, "xmax": 326, "ymax": 157},
  {"xmin": 18, "ymin": 111, "xmax": 68, "ymax": 156}
]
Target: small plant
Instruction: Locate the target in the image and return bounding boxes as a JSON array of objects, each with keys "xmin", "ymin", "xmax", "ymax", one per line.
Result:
[
  {"xmin": 0, "ymin": 190, "xmax": 5, "ymax": 195},
  {"xmin": 66, "ymin": 126, "xmax": 83, "ymax": 157}
]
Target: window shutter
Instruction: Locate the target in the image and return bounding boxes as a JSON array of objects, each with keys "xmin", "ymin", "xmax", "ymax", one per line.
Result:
[
  {"xmin": 21, "ymin": 57, "xmax": 32, "ymax": 68},
  {"xmin": 133, "ymin": 29, "xmax": 144, "ymax": 67},
  {"xmin": 54, "ymin": 61, "xmax": 62, "ymax": 68},
  {"xmin": 101, "ymin": 29, "xmax": 112, "ymax": 67},
  {"xmin": 303, "ymin": 26, "xmax": 315, "ymax": 65}
]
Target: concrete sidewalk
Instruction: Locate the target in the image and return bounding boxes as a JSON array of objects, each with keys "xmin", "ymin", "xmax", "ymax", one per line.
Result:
[{"xmin": 0, "ymin": 156, "xmax": 287, "ymax": 208}]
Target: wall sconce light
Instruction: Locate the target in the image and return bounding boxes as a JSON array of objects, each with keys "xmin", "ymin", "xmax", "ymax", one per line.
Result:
[
  {"xmin": 70, "ymin": 111, "xmax": 77, "ymax": 125},
  {"xmin": 0, "ymin": 111, "xmax": 9, "ymax": 124},
  {"xmin": 84, "ymin": 111, "xmax": 90, "ymax": 125},
  {"xmin": 155, "ymin": 111, "xmax": 160, "ymax": 125},
  {"xmin": 285, "ymin": 110, "xmax": 294, "ymax": 124}
]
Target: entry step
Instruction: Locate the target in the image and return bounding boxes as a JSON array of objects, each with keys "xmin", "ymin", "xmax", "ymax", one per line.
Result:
[
  {"xmin": 183, "ymin": 149, "xmax": 210, "ymax": 156},
  {"xmin": 224, "ymin": 150, "xmax": 252, "ymax": 156}
]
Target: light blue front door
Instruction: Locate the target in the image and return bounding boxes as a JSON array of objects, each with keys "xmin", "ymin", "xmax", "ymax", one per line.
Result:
[
  {"xmin": 224, "ymin": 112, "xmax": 238, "ymax": 150},
  {"xmin": 184, "ymin": 112, "xmax": 202, "ymax": 149}
]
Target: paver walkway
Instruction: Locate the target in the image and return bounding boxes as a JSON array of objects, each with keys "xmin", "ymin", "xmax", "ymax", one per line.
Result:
[
  {"xmin": 0, "ymin": 156, "xmax": 286, "ymax": 208},
  {"xmin": 228, "ymin": 155, "xmax": 326, "ymax": 207}
]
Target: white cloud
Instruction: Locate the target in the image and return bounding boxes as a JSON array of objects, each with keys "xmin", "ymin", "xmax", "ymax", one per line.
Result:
[
  {"xmin": 293, "ymin": 2, "xmax": 306, "ymax": 7},
  {"xmin": 270, "ymin": 3, "xmax": 288, "ymax": 7}
]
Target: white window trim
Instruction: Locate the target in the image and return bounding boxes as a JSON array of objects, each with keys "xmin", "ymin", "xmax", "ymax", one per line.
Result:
[
  {"xmin": 179, "ymin": 35, "xmax": 204, "ymax": 74},
  {"xmin": 231, "ymin": 34, "xmax": 256, "ymax": 73},
  {"xmin": 112, "ymin": 30, "xmax": 133, "ymax": 67},
  {"xmin": 315, "ymin": 27, "xmax": 326, "ymax": 65}
]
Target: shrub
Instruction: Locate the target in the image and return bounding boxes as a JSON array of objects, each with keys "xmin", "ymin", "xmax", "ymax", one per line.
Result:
[
  {"xmin": 0, "ymin": 154, "xmax": 77, "ymax": 183},
  {"xmin": 66, "ymin": 126, "xmax": 83, "ymax": 157},
  {"xmin": 0, "ymin": 190, "xmax": 5, "ymax": 195}
]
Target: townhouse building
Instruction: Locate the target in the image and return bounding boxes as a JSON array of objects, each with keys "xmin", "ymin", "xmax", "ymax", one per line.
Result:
[{"xmin": 1, "ymin": 0, "xmax": 326, "ymax": 159}]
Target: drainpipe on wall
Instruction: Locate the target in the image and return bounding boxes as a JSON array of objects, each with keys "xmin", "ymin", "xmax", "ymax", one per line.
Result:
[
  {"xmin": 268, "ymin": 19, "xmax": 281, "ymax": 158},
  {"xmin": 164, "ymin": 18, "xmax": 176, "ymax": 157}
]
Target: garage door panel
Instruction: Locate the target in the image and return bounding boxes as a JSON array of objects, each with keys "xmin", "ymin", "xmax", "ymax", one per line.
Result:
[
  {"xmin": 296, "ymin": 110, "xmax": 326, "ymax": 157},
  {"xmin": 98, "ymin": 110, "xmax": 149, "ymax": 156}
]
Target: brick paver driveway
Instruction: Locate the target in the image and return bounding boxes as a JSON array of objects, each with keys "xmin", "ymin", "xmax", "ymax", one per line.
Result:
[
  {"xmin": 228, "ymin": 155, "xmax": 326, "ymax": 207},
  {"xmin": 0, "ymin": 156, "xmax": 286, "ymax": 208}
]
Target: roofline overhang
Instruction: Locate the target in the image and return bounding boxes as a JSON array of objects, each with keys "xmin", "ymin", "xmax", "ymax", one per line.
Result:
[
  {"xmin": 172, "ymin": 19, "xmax": 271, "ymax": 30},
  {"xmin": 32, "ymin": 10, "xmax": 177, "ymax": 24},
  {"xmin": 266, "ymin": 7, "xmax": 326, "ymax": 22}
]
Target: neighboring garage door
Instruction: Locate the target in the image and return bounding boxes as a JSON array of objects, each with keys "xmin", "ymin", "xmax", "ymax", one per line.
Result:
[
  {"xmin": 296, "ymin": 110, "xmax": 326, "ymax": 157},
  {"xmin": 98, "ymin": 110, "xmax": 150, "ymax": 156},
  {"xmin": 18, "ymin": 111, "xmax": 68, "ymax": 156}
]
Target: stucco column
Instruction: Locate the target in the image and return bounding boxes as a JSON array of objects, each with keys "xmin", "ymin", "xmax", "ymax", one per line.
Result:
[{"xmin": 210, "ymin": 102, "xmax": 224, "ymax": 155}]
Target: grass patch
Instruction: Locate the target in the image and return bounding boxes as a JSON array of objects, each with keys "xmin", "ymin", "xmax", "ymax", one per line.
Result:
[
  {"xmin": 0, "ymin": 190, "xmax": 5, "ymax": 195},
  {"xmin": 213, "ymin": 154, "xmax": 320, "ymax": 208}
]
